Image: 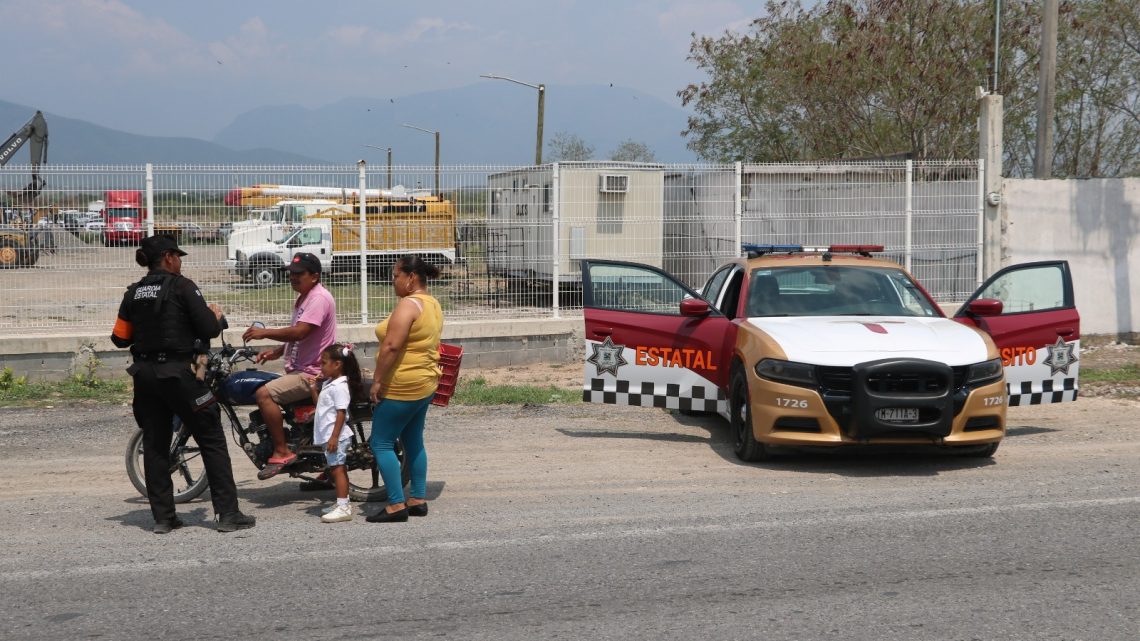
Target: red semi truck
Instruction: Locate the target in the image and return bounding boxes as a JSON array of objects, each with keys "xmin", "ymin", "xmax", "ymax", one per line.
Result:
[{"xmin": 101, "ymin": 190, "xmax": 146, "ymax": 246}]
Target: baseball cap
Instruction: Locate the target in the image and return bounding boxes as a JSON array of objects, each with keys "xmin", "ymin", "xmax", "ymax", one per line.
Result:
[
  {"xmin": 286, "ymin": 252, "xmax": 322, "ymax": 274},
  {"xmin": 140, "ymin": 234, "xmax": 188, "ymax": 262}
]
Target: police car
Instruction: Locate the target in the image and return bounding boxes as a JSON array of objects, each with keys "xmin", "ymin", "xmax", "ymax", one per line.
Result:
[{"xmin": 580, "ymin": 245, "xmax": 1080, "ymax": 460}]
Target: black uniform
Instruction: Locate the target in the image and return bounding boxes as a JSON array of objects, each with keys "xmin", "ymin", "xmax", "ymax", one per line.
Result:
[{"xmin": 112, "ymin": 268, "xmax": 240, "ymax": 523}]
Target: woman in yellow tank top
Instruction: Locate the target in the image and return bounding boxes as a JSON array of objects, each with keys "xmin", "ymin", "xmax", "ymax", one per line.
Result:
[{"xmin": 367, "ymin": 256, "xmax": 443, "ymax": 523}]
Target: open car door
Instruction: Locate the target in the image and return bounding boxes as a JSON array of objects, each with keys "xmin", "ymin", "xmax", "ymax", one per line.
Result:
[
  {"xmin": 581, "ymin": 260, "xmax": 735, "ymax": 413},
  {"xmin": 955, "ymin": 261, "xmax": 1080, "ymax": 406}
]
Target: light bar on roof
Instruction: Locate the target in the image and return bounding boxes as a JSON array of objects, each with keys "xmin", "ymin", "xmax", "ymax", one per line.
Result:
[
  {"xmin": 742, "ymin": 243, "xmax": 803, "ymax": 254},
  {"xmin": 829, "ymin": 244, "xmax": 885, "ymax": 253}
]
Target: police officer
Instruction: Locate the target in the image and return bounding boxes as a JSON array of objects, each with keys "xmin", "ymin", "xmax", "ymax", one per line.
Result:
[{"xmin": 111, "ymin": 235, "xmax": 256, "ymax": 534}]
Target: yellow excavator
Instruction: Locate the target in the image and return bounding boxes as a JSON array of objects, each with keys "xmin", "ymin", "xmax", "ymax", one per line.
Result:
[{"xmin": 0, "ymin": 110, "xmax": 48, "ymax": 268}]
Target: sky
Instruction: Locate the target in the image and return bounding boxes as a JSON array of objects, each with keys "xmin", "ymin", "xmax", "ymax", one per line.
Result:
[{"xmin": 1, "ymin": 0, "xmax": 754, "ymax": 140}]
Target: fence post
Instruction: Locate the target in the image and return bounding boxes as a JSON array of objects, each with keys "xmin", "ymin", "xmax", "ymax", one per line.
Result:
[
  {"xmin": 734, "ymin": 162, "xmax": 742, "ymax": 252},
  {"xmin": 904, "ymin": 159, "xmax": 913, "ymax": 272},
  {"xmin": 551, "ymin": 162, "xmax": 561, "ymax": 319},
  {"xmin": 976, "ymin": 158, "xmax": 985, "ymax": 287},
  {"xmin": 145, "ymin": 163, "xmax": 155, "ymax": 238},
  {"xmin": 358, "ymin": 160, "xmax": 368, "ymax": 325}
]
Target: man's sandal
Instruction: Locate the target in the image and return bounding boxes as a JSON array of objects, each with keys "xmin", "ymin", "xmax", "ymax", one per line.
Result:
[{"xmin": 256, "ymin": 453, "xmax": 298, "ymax": 480}]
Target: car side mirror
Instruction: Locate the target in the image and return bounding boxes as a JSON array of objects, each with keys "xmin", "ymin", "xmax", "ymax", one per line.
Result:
[
  {"xmin": 967, "ymin": 298, "xmax": 1003, "ymax": 317},
  {"xmin": 680, "ymin": 298, "xmax": 711, "ymax": 318}
]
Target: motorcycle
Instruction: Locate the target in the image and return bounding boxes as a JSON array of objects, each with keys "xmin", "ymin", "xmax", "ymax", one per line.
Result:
[{"xmin": 125, "ymin": 325, "xmax": 406, "ymax": 503}]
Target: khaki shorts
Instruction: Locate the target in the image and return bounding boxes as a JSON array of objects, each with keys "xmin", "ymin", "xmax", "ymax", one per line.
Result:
[{"xmin": 263, "ymin": 372, "xmax": 312, "ymax": 406}]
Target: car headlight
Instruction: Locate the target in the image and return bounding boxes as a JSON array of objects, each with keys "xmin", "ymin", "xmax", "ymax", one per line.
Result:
[
  {"xmin": 966, "ymin": 358, "xmax": 1003, "ymax": 385},
  {"xmin": 755, "ymin": 358, "xmax": 817, "ymax": 386}
]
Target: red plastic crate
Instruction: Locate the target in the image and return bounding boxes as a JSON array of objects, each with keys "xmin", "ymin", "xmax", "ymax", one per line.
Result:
[{"xmin": 432, "ymin": 342, "xmax": 463, "ymax": 407}]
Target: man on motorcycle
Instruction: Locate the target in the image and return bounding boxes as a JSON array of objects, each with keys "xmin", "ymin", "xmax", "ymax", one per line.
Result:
[{"xmin": 242, "ymin": 252, "xmax": 338, "ymax": 479}]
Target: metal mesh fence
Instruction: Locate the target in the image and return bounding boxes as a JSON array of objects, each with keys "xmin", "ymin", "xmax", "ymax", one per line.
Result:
[{"xmin": 0, "ymin": 160, "xmax": 979, "ymax": 336}]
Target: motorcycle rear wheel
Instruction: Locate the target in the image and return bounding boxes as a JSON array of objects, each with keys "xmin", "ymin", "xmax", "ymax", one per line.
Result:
[
  {"xmin": 344, "ymin": 433, "xmax": 411, "ymax": 503},
  {"xmin": 125, "ymin": 428, "xmax": 211, "ymax": 504}
]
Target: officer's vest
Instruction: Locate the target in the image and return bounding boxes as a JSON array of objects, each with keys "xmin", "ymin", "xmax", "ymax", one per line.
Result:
[{"xmin": 125, "ymin": 272, "xmax": 199, "ymax": 355}]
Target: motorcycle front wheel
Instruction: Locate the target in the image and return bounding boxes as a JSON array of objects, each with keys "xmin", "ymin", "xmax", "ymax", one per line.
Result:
[{"xmin": 125, "ymin": 427, "xmax": 211, "ymax": 504}]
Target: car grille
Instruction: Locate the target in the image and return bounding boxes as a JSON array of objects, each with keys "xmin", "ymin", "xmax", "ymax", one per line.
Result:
[
  {"xmin": 818, "ymin": 365, "xmax": 970, "ymax": 395},
  {"xmin": 817, "ymin": 367, "xmax": 854, "ymax": 393},
  {"xmin": 866, "ymin": 371, "xmax": 949, "ymax": 394}
]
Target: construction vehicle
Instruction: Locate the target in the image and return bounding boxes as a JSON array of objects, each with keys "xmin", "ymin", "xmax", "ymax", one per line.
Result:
[
  {"xmin": 0, "ymin": 111, "xmax": 49, "ymax": 268},
  {"xmin": 229, "ymin": 196, "xmax": 457, "ymax": 287},
  {"xmin": 224, "ymin": 184, "xmax": 432, "ymax": 208},
  {"xmin": 1, "ymin": 110, "xmax": 48, "ymax": 201}
]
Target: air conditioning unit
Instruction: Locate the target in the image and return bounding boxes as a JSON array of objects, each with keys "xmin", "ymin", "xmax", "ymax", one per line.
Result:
[{"xmin": 599, "ymin": 174, "xmax": 629, "ymax": 193}]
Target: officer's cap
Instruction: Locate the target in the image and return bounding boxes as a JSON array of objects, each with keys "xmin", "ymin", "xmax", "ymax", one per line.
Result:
[{"xmin": 140, "ymin": 235, "xmax": 188, "ymax": 262}]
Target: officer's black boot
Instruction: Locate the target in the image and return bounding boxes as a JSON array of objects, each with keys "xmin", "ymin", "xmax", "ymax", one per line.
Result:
[{"xmin": 216, "ymin": 511, "xmax": 256, "ymax": 533}]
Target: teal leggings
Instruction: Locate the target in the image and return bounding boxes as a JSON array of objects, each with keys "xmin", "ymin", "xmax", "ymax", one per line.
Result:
[{"xmin": 369, "ymin": 394, "xmax": 432, "ymax": 505}]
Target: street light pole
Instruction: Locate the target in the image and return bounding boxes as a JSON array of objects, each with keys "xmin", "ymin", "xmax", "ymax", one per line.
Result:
[
  {"xmin": 402, "ymin": 123, "xmax": 440, "ymax": 196},
  {"xmin": 363, "ymin": 145, "xmax": 393, "ymax": 189},
  {"xmin": 481, "ymin": 74, "xmax": 545, "ymax": 165}
]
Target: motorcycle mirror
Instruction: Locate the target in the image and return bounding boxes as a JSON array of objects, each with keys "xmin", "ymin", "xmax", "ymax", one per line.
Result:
[
  {"xmin": 242, "ymin": 321, "xmax": 267, "ymax": 348},
  {"xmin": 218, "ymin": 315, "xmax": 231, "ymax": 349}
]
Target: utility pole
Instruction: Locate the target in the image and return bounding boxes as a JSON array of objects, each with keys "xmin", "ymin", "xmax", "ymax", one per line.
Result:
[
  {"xmin": 363, "ymin": 145, "xmax": 393, "ymax": 189},
  {"xmin": 992, "ymin": 0, "xmax": 1002, "ymax": 93},
  {"xmin": 402, "ymin": 123, "xmax": 440, "ymax": 196},
  {"xmin": 481, "ymin": 74, "xmax": 545, "ymax": 165},
  {"xmin": 1034, "ymin": 0, "xmax": 1058, "ymax": 178},
  {"xmin": 536, "ymin": 84, "xmax": 545, "ymax": 165}
]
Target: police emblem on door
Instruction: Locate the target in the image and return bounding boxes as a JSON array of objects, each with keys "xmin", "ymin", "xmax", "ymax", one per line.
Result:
[
  {"xmin": 1042, "ymin": 336, "xmax": 1077, "ymax": 376},
  {"xmin": 587, "ymin": 336, "xmax": 628, "ymax": 377}
]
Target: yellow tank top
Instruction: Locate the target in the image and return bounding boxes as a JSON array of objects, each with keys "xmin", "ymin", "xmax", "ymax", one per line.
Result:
[{"xmin": 374, "ymin": 293, "xmax": 443, "ymax": 401}]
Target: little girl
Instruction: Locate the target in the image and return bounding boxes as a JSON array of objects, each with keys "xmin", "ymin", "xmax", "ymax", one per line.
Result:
[{"xmin": 311, "ymin": 343, "xmax": 365, "ymax": 523}]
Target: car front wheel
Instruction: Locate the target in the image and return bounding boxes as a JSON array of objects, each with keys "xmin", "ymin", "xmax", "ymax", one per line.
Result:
[{"xmin": 730, "ymin": 365, "xmax": 770, "ymax": 462}]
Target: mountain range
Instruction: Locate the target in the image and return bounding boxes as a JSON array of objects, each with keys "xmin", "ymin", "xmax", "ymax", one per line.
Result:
[{"xmin": 2, "ymin": 84, "xmax": 696, "ymax": 166}]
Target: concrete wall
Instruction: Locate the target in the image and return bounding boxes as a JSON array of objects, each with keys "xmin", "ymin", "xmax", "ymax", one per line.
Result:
[
  {"xmin": 1004, "ymin": 178, "xmax": 1140, "ymax": 337},
  {"xmin": 0, "ymin": 318, "xmax": 583, "ymax": 382}
]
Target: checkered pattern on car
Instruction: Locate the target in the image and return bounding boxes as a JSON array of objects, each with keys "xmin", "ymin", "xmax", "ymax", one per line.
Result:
[
  {"xmin": 583, "ymin": 378, "xmax": 726, "ymax": 413},
  {"xmin": 1006, "ymin": 378, "xmax": 1078, "ymax": 406}
]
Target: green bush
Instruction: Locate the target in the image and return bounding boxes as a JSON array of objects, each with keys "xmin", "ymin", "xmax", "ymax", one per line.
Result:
[
  {"xmin": 452, "ymin": 375, "xmax": 579, "ymax": 405},
  {"xmin": 0, "ymin": 368, "xmax": 27, "ymax": 391}
]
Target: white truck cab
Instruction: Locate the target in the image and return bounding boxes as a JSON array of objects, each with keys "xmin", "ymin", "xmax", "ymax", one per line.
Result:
[{"xmin": 225, "ymin": 200, "xmax": 348, "ymax": 269}]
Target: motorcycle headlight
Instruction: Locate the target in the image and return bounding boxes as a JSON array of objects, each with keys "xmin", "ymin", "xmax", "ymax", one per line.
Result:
[
  {"xmin": 966, "ymin": 358, "xmax": 1003, "ymax": 385},
  {"xmin": 755, "ymin": 358, "xmax": 817, "ymax": 386}
]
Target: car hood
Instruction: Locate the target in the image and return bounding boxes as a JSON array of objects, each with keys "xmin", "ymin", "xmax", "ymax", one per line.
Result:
[{"xmin": 745, "ymin": 316, "xmax": 990, "ymax": 366}]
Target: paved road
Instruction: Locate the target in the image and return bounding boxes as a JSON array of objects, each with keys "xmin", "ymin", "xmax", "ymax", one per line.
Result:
[{"xmin": 0, "ymin": 399, "xmax": 1137, "ymax": 640}]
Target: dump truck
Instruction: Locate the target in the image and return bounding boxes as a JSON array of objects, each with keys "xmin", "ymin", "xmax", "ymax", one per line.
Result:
[{"xmin": 229, "ymin": 196, "xmax": 457, "ymax": 286}]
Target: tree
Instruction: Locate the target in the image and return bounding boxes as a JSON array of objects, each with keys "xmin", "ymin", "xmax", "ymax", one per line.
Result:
[
  {"xmin": 609, "ymin": 139, "xmax": 657, "ymax": 162},
  {"xmin": 547, "ymin": 131, "xmax": 595, "ymax": 161},
  {"xmin": 679, "ymin": 0, "xmax": 1139, "ymax": 177}
]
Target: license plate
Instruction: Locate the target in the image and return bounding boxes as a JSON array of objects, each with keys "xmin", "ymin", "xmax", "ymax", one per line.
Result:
[{"xmin": 875, "ymin": 407, "xmax": 919, "ymax": 423}]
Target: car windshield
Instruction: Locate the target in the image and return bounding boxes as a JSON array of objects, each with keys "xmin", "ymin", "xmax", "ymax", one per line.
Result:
[
  {"xmin": 106, "ymin": 208, "xmax": 140, "ymax": 219},
  {"xmin": 746, "ymin": 266, "xmax": 941, "ymax": 318}
]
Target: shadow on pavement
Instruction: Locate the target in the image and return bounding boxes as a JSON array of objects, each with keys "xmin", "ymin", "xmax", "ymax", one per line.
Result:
[
  {"xmin": 106, "ymin": 505, "xmax": 212, "ymax": 531},
  {"xmin": 561, "ymin": 408, "xmax": 999, "ymax": 477}
]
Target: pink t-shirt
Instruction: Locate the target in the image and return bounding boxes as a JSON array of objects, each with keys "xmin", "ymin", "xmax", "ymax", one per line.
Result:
[{"xmin": 283, "ymin": 282, "xmax": 337, "ymax": 376}]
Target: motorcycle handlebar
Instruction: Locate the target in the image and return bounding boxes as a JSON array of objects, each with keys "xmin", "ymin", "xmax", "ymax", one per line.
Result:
[{"xmin": 227, "ymin": 347, "xmax": 257, "ymax": 364}]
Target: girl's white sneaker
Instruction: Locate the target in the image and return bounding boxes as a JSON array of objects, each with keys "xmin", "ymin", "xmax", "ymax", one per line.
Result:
[{"xmin": 321, "ymin": 504, "xmax": 353, "ymax": 523}]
